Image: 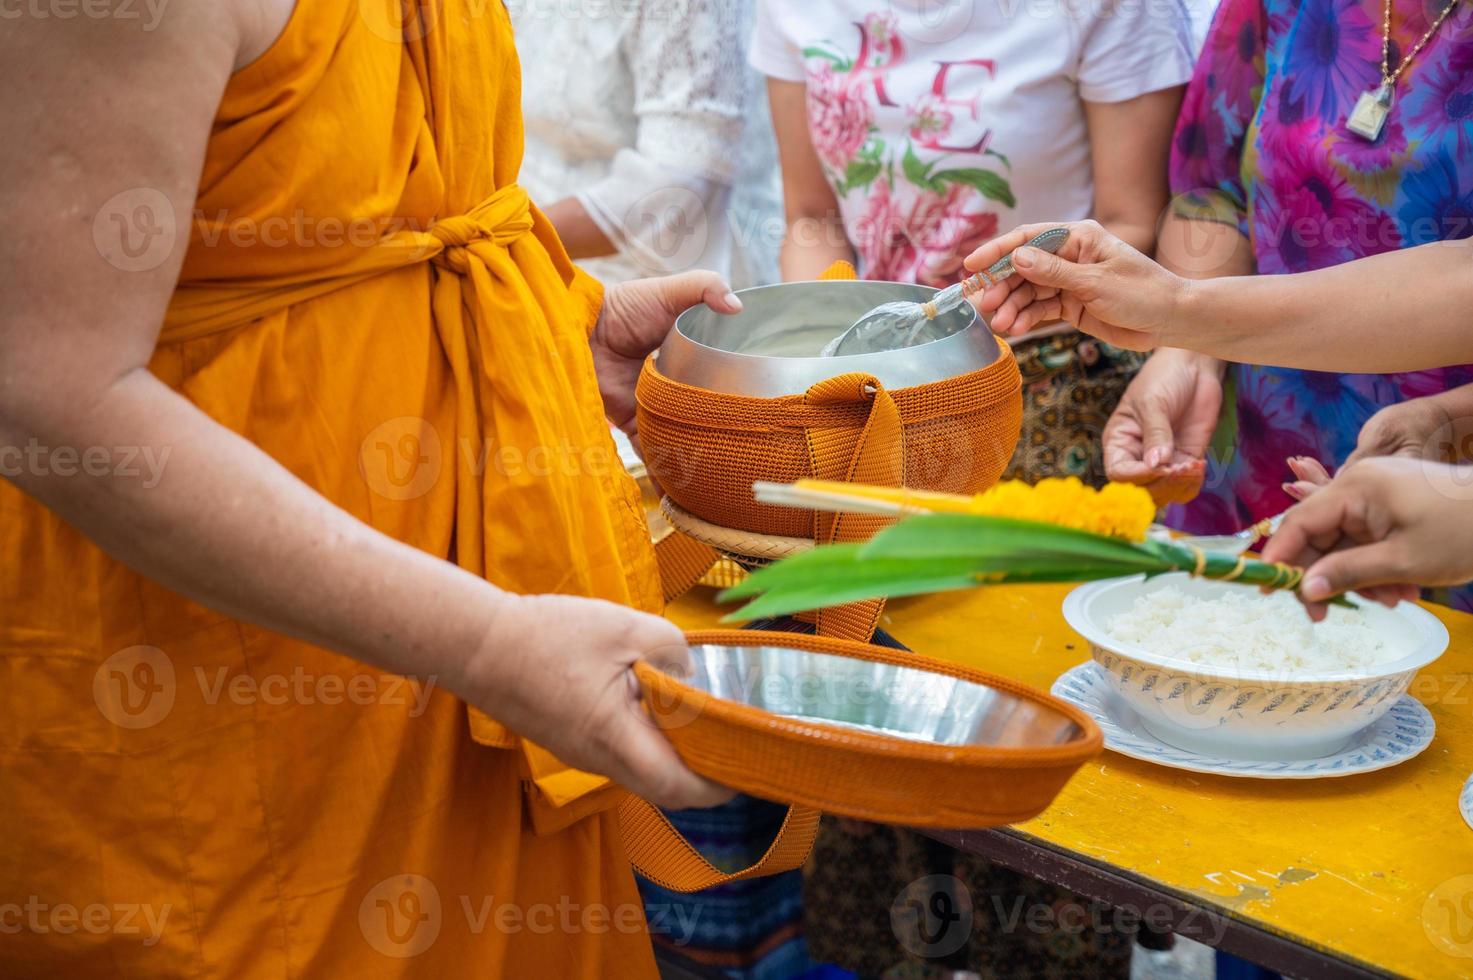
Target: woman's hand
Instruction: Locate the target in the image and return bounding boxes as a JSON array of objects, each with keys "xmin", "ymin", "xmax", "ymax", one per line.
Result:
[
  {"xmin": 1261, "ymin": 457, "xmax": 1473, "ymax": 620},
  {"xmin": 592, "ymin": 272, "xmax": 743, "ymax": 450},
  {"xmin": 1282, "ymin": 397, "xmax": 1459, "ymax": 501},
  {"xmin": 1102, "ymin": 349, "xmax": 1225, "ymax": 505},
  {"xmin": 964, "ymin": 220, "xmax": 1189, "ymax": 349},
  {"xmin": 467, "ymin": 593, "xmax": 733, "ymax": 810}
]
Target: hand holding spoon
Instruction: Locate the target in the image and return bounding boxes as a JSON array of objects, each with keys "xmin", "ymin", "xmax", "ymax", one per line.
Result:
[{"xmin": 822, "ymin": 228, "xmax": 1072, "ymax": 357}]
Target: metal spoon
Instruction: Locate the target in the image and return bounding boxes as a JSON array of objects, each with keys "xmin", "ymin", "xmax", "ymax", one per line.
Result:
[
  {"xmin": 821, "ymin": 228, "xmax": 1072, "ymax": 357},
  {"xmin": 1147, "ymin": 511, "xmax": 1288, "ymax": 556}
]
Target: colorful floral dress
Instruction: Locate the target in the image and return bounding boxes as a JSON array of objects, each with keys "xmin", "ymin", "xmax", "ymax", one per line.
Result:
[{"xmin": 1166, "ymin": 0, "xmax": 1473, "ymax": 611}]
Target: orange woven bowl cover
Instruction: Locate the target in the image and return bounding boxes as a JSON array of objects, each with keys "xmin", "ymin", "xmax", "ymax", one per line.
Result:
[
  {"xmin": 636, "ymin": 631, "xmax": 1103, "ymax": 829},
  {"xmin": 635, "ymin": 343, "xmax": 1023, "ymax": 540}
]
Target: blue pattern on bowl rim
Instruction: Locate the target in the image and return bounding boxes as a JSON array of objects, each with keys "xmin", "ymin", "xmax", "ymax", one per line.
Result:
[
  {"xmin": 1062, "ymin": 575, "xmax": 1449, "ymax": 761},
  {"xmin": 1461, "ymin": 773, "xmax": 1473, "ymax": 832},
  {"xmin": 1051, "ymin": 662, "xmax": 1435, "ymax": 780}
]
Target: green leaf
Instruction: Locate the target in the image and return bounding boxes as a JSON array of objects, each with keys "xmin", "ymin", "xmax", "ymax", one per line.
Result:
[
  {"xmin": 902, "ymin": 143, "xmax": 944, "ymax": 193},
  {"xmin": 718, "ymin": 516, "xmax": 1172, "ymax": 622},
  {"xmin": 723, "ymin": 554, "xmax": 986, "ymax": 622},
  {"xmin": 841, "ymin": 155, "xmax": 884, "ymax": 193},
  {"xmin": 719, "ymin": 544, "xmax": 870, "ymax": 601},
  {"xmin": 985, "ymin": 148, "xmax": 1012, "ymax": 171},
  {"xmin": 860, "ymin": 514, "xmax": 1166, "ymax": 569},
  {"xmin": 801, "ymin": 47, "xmax": 853, "ymax": 72},
  {"xmin": 935, "ymin": 168, "xmax": 1017, "ymax": 208}
]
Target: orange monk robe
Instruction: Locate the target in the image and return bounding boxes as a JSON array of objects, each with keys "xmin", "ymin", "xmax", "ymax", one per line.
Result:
[{"xmin": 0, "ymin": 2, "xmax": 668, "ymax": 975}]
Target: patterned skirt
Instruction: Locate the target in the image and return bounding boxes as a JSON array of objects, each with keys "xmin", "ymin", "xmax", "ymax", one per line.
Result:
[{"xmin": 639, "ymin": 796, "xmax": 810, "ymax": 980}]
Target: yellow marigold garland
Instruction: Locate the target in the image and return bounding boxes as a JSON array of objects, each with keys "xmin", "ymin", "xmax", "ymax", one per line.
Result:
[{"xmin": 967, "ymin": 478, "xmax": 1155, "ymax": 542}]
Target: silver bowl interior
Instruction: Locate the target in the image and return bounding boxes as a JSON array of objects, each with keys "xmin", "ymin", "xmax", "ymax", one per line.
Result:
[
  {"xmin": 657, "ymin": 280, "xmax": 1001, "ymax": 398},
  {"xmin": 685, "ymin": 644, "xmax": 1085, "ymax": 749}
]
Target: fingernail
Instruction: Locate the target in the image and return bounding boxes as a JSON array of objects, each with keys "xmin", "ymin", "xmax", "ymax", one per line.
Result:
[
  {"xmin": 723, "ymin": 291, "xmax": 743, "ymax": 311},
  {"xmin": 1013, "ymin": 247, "xmax": 1037, "ymax": 269},
  {"xmin": 1282, "ymin": 482, "xmax": 1304, "ymax": 500},
  {"xmin": 1304, "ymin": 575, "xmax": 1332, "ymax": 600},
  {"xmin": 1145, "ymin": 447, "xmax": 1167, "ymax": 469}
]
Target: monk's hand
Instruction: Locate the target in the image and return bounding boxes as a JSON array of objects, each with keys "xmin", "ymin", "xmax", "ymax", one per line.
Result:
[
  {"xmin": 1261, "ymin": 457, "xmax": 1473, "ymax": 620},
  {"xmin": 470, "ymin": 593, "xmax": 734, "ymax": 810},
  {"xmin": 963, "ymin": 220, "xmax": 1187, "ymax": 350},
  {"xmin": 593, "ymin": 272, "xmax": 743, "ymax": 453}
]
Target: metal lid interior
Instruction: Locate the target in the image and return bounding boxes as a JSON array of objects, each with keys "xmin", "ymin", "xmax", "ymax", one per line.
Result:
[
  {"xmin": 685, "ymin": 643, "xmax": 1087, "ymax": 749},
  {"xmin": 656, "ymin": 280, "xmax": 1002, "ymax": 398}
]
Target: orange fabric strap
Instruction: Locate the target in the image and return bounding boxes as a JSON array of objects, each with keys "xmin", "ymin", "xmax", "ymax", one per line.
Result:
[
  {"xmin": 652, "ymin": 530, "xmax": 720, "ymax": 605},
  {"xmin": 617, "ymin": 795, "xmax": 821, "ymax": 894},
  {"xmin": 803, "ymin": 374, "xmax": 905, "ymax": 642}
]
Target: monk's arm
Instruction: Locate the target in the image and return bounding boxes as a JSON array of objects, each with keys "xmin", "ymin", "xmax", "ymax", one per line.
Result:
[
  {"xmin": 0, "ymin": 1, "xmax": 723, "ymax": 806},
  {"xmin": 0, "ymin": 1, "xmax": 503, "ymax": 686}
]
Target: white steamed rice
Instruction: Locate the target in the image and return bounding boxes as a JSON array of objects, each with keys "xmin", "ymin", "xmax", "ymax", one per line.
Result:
[{"xmin": 1105, "ymin": 586, "xmax": 1394, "ymax": 674}]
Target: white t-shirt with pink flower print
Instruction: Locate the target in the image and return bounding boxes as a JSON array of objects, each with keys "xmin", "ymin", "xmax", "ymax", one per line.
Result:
[{"xmin": 752, "ymin": 0, "xmax": 1208, "ymax": 287}]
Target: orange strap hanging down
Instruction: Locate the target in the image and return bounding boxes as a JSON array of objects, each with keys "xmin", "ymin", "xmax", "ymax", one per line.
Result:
[
  {"xmin": 804, "ymin": 374, "xmax": 906, "ymax": 643},
  {"xmin": 652, "ymin": 530, "xmax": 721, "ymax": 606},
  {"xmin": 618, "ymin": 795, "xmax": 821, "ymax": 894}
]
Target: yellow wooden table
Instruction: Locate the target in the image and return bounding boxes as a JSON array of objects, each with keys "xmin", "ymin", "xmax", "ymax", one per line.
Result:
[{"xmin": 668, "ymin": 585, "xmax": 1473, "ymax": 979}]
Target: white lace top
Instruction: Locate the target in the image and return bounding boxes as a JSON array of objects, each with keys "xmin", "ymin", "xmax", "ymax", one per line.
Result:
[{"xmin": 512, "ymin": 0, "xmax": 780, "ymax": 288}]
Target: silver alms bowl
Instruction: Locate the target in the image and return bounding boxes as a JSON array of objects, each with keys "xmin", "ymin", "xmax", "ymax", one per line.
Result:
[
  {"xmin": 656, "ymin": 280, "xmax": 1002, "ymax": 398},
  {"xmin": 685, "ymin": 643, "xmax": 1087, "ymax": 750}
]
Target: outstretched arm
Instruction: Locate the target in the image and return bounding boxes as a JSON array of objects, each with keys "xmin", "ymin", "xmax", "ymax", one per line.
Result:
[{"xmin": 967, "ymin": 221, "xmax": 1473, "ymax": 373}]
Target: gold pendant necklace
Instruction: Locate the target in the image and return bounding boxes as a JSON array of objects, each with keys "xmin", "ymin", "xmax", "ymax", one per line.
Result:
[{"xmin": 1348, "ymin": 0, "xmax": 1464, "ymax": 141}]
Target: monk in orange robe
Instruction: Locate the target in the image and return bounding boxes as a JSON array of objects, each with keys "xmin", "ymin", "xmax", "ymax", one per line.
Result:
[{"xmin": 0, "ymin": 1, "xmax": 737, "ymax": 975}]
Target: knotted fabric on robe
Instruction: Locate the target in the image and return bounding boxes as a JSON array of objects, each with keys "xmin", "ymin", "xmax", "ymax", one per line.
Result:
[{"xmin": 0, "ymin": 1, "xmax": 666, "ymax": 975}]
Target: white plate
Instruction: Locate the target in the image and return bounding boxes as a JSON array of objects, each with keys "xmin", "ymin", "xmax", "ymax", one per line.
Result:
[
  {"xmin": 1461, "ymin": 773, "xmax": 1473, "ymax": 832},
  {"xmin": 1052, "ymin": 662, "xmax": 1435, "ymax": 779}
]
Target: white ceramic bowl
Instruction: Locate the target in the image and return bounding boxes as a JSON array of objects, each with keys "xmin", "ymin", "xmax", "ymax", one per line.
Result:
[{"xmin": 1062, "ymin": 574, "xmax": 1449, "ymax": 761}]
